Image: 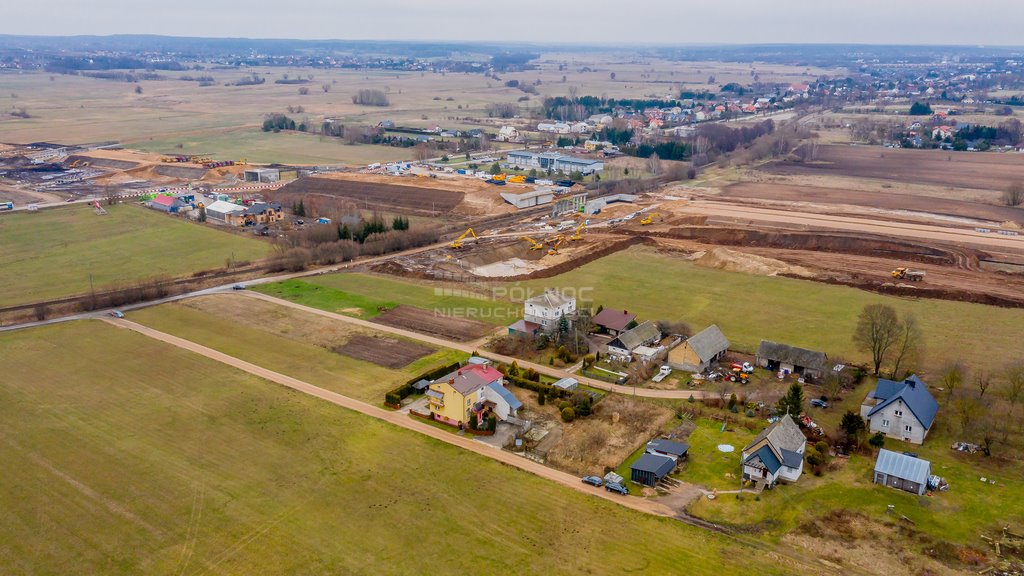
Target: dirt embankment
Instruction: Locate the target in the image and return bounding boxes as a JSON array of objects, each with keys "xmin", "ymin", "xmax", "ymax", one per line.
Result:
[
  {"xmin": 693, "ymin": 247, "xmax": 813, "ymax": 277},
  {"xmin": 272, "ymin": 176, "xmax": 465, "ymax": 217}
]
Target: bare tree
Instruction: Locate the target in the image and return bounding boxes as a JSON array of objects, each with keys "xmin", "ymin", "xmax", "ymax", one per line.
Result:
[
  {"xmin": 567, "ymin": 85, "xmax": 578, "ymax": 100},
  {"xmin": 852, "ymin": 304, "xmax": 901, "ymax": 375},
  {"xmin": 975, "ymin": 370, "xmax": 992, "ymax": 398},
  {"xmin": 1004, "ymin": 181, "xmax": 1024, "ymax": 207},
  {"xmin": 1004, "ymin": 362, "xmax": 1024, "ymax": 431},
  {"xmin": 413, "ymin": 143, "xmax": 435, "ymax": 161},
  {"xmin": 322, "ymin": 84, "xmax": 331, "ymax": 93},
  {"xmin": 298, "ymin": 87, "xmax": 310, "ymax": 96},
  {"xmin": 646, "ymin": 152, "xmax": 663, "ymax": 176},
  {"xmin": 888, "ymin": 313, "xmax": 922, "ymax": 379},
  {"xmin": 939, "ymin": 362, "xmax": 964, "ymax": 398}
]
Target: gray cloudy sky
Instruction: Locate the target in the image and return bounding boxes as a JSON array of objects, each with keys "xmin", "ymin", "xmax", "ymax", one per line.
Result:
[{"xmin": 3, "ymin": 0, "xmax": 1023, "ymax": 45}]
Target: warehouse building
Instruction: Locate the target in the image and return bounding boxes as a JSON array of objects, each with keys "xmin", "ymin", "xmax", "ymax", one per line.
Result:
[{"xmin": 506, "ymin": 151, "xmax": 604, "ymax": 175}]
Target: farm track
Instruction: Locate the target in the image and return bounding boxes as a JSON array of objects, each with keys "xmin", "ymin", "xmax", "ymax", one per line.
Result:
[{"xmin": 105, "ymin": 315, "xmax": 854, "ymax": 576}]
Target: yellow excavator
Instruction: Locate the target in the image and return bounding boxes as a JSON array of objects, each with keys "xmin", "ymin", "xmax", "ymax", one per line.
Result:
[
  {"xmin": 640, "ymin": 212, "xmax": 661, "ymax": 226},
  {"xmin": 569, "ymin": 221, "xmax": 586, "ymax": 241},
  {"xmin": 450, "ymin": 228, "xmax": 477, "ymax": 249},
  {"xmin": 547, "ymin": 234, "xmax": 565, "ymax": 256},
  {"xmin": 521, "ymin": 236, "xmax": 544, "ymax": 251}
]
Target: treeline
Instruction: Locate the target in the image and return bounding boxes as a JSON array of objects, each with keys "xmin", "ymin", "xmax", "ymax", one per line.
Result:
[
  {"xmin": 268, "ymin": 222, "xmax": 441, "ymax": 272},
  {"xmin": 262, "ymin": 113, "xmax": 301, "ymax": 132},
  {"xmin": 541, "ymin": 96, "xmax": 686, "ymax": 121},
  {"xmin": 624, "ymin": 140, "xmax": 691, "ymax": 161},
  {"xmin": 352, "ymin": 89, "xmax": 390, "ymax": 106},
  {"xmin": 80, "ymin": 71, "xmax": 165, "ymax": 82},
  {"xmin": 695, "ymin": 119, "xmax": 775, "ymax": 154},
  {"xmin": 44, "ymin": 56, "xmax": 186, "ymax": 72}
]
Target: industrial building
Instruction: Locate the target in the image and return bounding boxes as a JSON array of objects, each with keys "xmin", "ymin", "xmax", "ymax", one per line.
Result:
[
  {"xmin": 506, "ymin": 151, "xmax": 604, "ymax": 175},
  {"xmin": 500, "ymin": 188, "xmax": 555, "ymax": 209},
  {"xmin": 244, "ymin": 168, "xmax": 281, "ymax": 183}
]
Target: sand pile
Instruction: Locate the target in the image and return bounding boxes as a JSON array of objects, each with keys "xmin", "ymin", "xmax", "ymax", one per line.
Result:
[{"xmin": 693, "ymin": 247, "xmax": 812, "ymax": 277}]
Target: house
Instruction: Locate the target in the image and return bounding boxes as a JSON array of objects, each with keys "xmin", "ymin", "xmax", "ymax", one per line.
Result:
[
  {"xmin": 932, "ymin": 125, "xmax": 956, "ymax": 140},
  {"xmin": 239, "ymin": 202, "xmax": 283, "ymax": 226},
  {"xmin": 646, "ymin": 439, "xmax": 689, "ymax": 462},
  {"xmin": 148, "ymin": 195, "xmax": 186, "ymax": 213},
  {"xmin": 630, "ymin": 453, "xmax": 676, "ymax": 487},
  {"xmin": 426, "ymin": 362, "xmax": 522, "ymax": 428},
  {"xmin": 606, "ymin": 321, "xmax": 661, "ymax": 360},
  {"xmin": 873, "ymin": 449, "xmax": 931, "ymax": 495},
  {"xmin": 667, "ymin": 324, "xmax": 729, "ymax": 373},
  {"xmin": 523, "ymin": 290, "xmax": 576, "ymax": 331},
  {"xmin": 741, "ymin": 415, "xmax": 806, "ymax": 488},
  {"xmin": 755, "ymin": 340, "xmax": 828, "ymax": 381},
  {"xmin": 591, "ymin": 308, "xmax": 636, "ymax": 336},
  {"xmin": 497, "ymin": 125, "xmax": 521, "ymax": 142},
  {"xmin": 860, "ymin": 375, "xmax": 938, "ymax": 445}
]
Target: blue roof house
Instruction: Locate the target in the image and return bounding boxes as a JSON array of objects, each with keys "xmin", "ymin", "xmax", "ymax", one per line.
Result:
[
  {"xmin": 860, "ymin": 375, "xmax": 938, "ymax": 445},
  {"xmin": 741, "ymin": 415, "xmax": 806, "ymax": 488}
]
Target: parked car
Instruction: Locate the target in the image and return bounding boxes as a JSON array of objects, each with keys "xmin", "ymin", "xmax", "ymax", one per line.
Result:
[
  {"xmin": 605, "ymin": 482, "xmax": 629, "ymax": 495},
  {"xmin": 108, "ymin": 310, "xmax": 125, "ymax": 318},
  {"xmin": 232, "ymin": 284, "xmax": 246, "ymax": 291},
  {"xmin": 810, "ymin": 399, "xmax": 829, "ymax": 408},
  {"xmin": 581, "ymin": 476, "xmax": 603, "ymax": 487}
]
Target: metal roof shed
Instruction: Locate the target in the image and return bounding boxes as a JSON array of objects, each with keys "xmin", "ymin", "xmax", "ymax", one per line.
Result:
[
  {"xmin": 630, "ymin": 453, "xmax": 676, "ymax": 487},
  {"xmin": 873, "ymin": 449, "xmax": 931, "ymax": 496}
]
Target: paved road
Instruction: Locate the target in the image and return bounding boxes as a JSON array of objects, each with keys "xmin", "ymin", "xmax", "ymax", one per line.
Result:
[
  {"xmin": 241, "ymin": 290, "xmax": 728, "ymax": 401},
  {"xmin": 104, "ymin": 316, "xmax": 841, "ymax": 575}
]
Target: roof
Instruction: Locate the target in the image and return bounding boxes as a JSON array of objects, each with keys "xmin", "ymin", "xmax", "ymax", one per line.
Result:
[
  {"xmin": 744, "ymin": 445, "xmax": 782, "ymax": 475},
  {"xmin": 412, "ymin": 379, "xmax": 432, "ymax": 391},
  {"xmin": 744, "ymin": 415, "xmax": 805, "ymax": 454},
  {"xmin": 631, "ymin": 453, "xmax": 676, "ymax": 477},
  {"xmin": 425, "ymin": 389, "xmax": 444, "ymax": 400},
  {"xmin": 206, "ymin": 200, "xmax": 245, "ymax": 214},
  {"xmin": 874, "ymin": 449, "xmax": 931, "ymax": 485},
  {"xmin": 243, "ymin": 202, "xmax": 282, "ymax": 215},
  {"xmin": 553, "ymin": 377, "xmax": 578, "ymax": 390},
  {"xmin": 685, "ymin": 325, "xmax": 730, "ymax": 363},
  {"xmin": 152, "ymin": 195, "xmax": 182, "ymax": 207},
  {"xmin": 592, "ymin": 309, "xmax": 637, "ymax": 332},
  {"xmin": 647, "ymin": 439, "xmax": 689, "ymax": 457},
  {"xmin": 757, "ymin": 340, "xmax": 827, "ymax": 372},
  {"xmin": 432, "ymin": 363, "xmax": 503, "ymax": 395},
  {"xmin": 486, "ymin": 382, "xmax": 522, "ymax": 411},
  {"xmin": 867, "ymin": 375, "xmax": 938, "ymax": 429},
  {"xmin": 779, "ymin": 448, "xmax": 803, "ymax": 469},
  {"xmin": 508, "ymin": 319, "xmax": 541, "ymax": 333},
  {"xmin": 608, "ymin": 321, "xmax": 660, "ymax": 352},
  {"xmin": 525, "ymin": 290, "xmax": 575, "ymax": 310}
]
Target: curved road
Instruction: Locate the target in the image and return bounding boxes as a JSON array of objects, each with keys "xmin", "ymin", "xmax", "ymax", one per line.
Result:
[{"xmin": 104, "ymin": 316, "xmax": 844, "ymax": 575}]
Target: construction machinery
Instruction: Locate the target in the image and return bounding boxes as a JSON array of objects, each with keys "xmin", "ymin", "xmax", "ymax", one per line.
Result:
[
  {"xmin": 450, "ymin": 228, "xmax": 477, "ymax": 249},
  {"xmin": 507, "ymin": 174, "xmax": 526, "ymax": 184},
  {"xmin": 547, "ymin": 234, "xmax": 565, "ymax": 256},
  {"xmin": 640, "ymin": 212, "xmax": 661, "ymax": 226},
  {"xmin": 570, "ymin": 221, "xmax": 587, "ymax": 241},
  {"xmin": 521, "ymin": 236, "xmax": 545, "ymax": 251},
  {"xmin": 891, "ymin": 267, "xmax": 926, "ymax": 282}
]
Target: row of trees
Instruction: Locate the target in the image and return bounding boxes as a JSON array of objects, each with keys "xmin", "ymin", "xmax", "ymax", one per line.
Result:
[{"xmin": 352, "ymin": 89, "xmax": 389, "ymax": 106}]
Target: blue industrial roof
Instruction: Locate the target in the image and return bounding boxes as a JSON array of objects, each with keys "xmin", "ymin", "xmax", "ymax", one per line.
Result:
[
  {"xmin": 487, "ymin": 383, "xmax": 522, "ymax": 411},
  {"xmin": 868, "ymin": 375, "xmax": 938, "ymax": 429},
  {"xmin": 745, "ymin": 445, "xmax": 782, "ymax": 475},
  {"xmin": 647, "ymin": 439, "xmax": 690, "ymax": 457},
  {"xmin": 874, "ymin": 449, "xmax": 931, "ymax": 485},
  {"xmin": 631, "ymin": 453, "xmax": 676, "ymax": 477}
]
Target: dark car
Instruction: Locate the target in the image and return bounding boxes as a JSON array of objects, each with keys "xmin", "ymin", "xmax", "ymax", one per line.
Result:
[
  {"xmin": 605, "ymin": 482, "xmax": 629, "ymax": 495},
  {"xmin": 581, "ymin": 475, "xmax": 603, "ymax": 487},
  {"xmin": 810, "ymin": 399, "xmax": 829, "ymax": 408},
  {"xmin": 232, "ymin": 284, "xmax": 246, "ymax": 291}
]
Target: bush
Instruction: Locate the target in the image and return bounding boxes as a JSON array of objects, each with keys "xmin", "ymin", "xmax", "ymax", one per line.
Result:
[
  {"xmin": 561, "ymin": 407, "xmax": 576, "ymax": 422},
  {"xmin": 352, "ymin": 89, "xmax": 390, "ymax": 106},
  {"xmin": 869, "ymin": 432, "xmax": 886, "ymax": 448},
  {"xmin": 487, "ymin": 414, "xmax": 497, "ymax": 431},
  {"xmin": 814, "ymin": 441, "xmax": 830, "ymax": 456},
  {"xmin": 558, "ymin": 401, "xmax": 571, "ymax": 411},
  {"xmin": 537, "ymin": 391, "xmax": 546, "ymax": 405},
  {"xmin": 745, "ymin": 409, "xmax": 755, "ymax": 418},
  {"xmin": 805, "ymin": 448, "xmax": 825, "ymax": 468}
]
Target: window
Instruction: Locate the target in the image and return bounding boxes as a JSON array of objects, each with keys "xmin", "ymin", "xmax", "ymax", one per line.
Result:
[
  {"xmin": 904, "ymin": 425, "xmax": 913, "ymax": 433},
  {"xmin": 881, "ymin": 419, "xmax": 890, "ymax": 428},
  {"xmin": 894, "ymin": 409, "xmax": 903, "ymax": 417}
]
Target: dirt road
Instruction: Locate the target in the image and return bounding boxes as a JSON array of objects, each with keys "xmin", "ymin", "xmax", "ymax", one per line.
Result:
[
  {"xmin": 105, "ymin": 316, "xmax": 845, "ymax": 575},
  {"xmin": 241, "ymin": 290, "xmax": 726, "ymax": 401},
  {"xmin": 684, "ymin": 200, "xmax": 1024, "ymax": 252}
]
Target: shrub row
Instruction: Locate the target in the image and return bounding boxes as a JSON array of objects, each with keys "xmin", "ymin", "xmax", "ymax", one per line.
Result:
[
  {"xmin": 505, "ymin": 374, "xmax": 571, "ymax": 400},
  {"xmin": 383, "ymin": 360, "xmax": 462, "ymax": 406}
]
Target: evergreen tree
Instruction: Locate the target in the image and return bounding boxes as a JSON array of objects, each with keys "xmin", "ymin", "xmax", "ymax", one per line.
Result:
[
  {"xmin": 489, "ymin": 162, "xmax": 502, "ymax": 175},
  {"xmin": 777, "ymin": 382, "xmax": 805, "ymax": 417}
]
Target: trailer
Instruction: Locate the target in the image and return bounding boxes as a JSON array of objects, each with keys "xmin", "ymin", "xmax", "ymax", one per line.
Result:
[{"xmin": 0, "ymin": 201, "xmax": 13, "ymax": 211}]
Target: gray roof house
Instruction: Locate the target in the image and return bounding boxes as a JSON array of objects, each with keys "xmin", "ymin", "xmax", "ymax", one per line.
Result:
[
  {"xmin": 630, "ymin": 453, "xmax": 676, "ymax": 487},
  {"xmin": 873, "ymin": 449, "xmax": 931, "ymax": 495},
  {"xmin": 667, "ymin": 324, "xmax": 730, "ymax": 372},
  {"xmin": 756, "ymin": 340, "xmax": 828, "ymax": 380},
  {"xmin": 646, "ymin": 439, "xmax": 690, "ymax": 461},
  {"xmin": 742, "ymin": 415, "xmax": 806, "ymax": 487},
  {"xmin": 860, "ymin": 375, "xmax": 938, "ymax": 445},
  {"xmin": 606, "ymin": 321, "xmax": 661, "ymax": 360}
]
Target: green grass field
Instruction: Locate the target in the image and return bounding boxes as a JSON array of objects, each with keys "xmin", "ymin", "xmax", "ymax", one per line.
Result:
[
  {"xmin": 0, "ymin": 204, "xmax": 270, "ymax": 306},
  {"xmin": 515, "ymin": 246, "xmax": 1024, "ymax": 373},
  {"xmin": 127, "ymin": 296, "xmax": 465, "ymax": 402},
  {"xmin": 255, "ymin": 274, "xmax": 521, "ymax": 326},
  {"xmin": 0, "ymin": 320, "xmax": 797, "ymax": 575}
]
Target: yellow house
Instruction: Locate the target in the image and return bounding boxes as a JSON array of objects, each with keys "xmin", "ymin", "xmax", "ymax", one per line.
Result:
[
  {"xmin": 426, "ymin": 362, "xmax": 521, "ymax": 427},
  {"xmin": 667, "ymin": 324, "xmax": 730, "ymax": 373}
]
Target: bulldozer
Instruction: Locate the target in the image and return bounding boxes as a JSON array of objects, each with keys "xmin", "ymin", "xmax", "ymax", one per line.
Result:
[
  {"xmin": 569, "ymin": 221, "xmax": 586, "ymax": 241},
  {"xmin": 891, "ymin": 267, "xmax": 926, "ymax": 282},
  {"xmin": 450, "ymin": 228, "xmax": 477, "ymax": 249},
  {"xmin": 521, "ymin": 236, "xmax": 545, "ymax": 251},
  {"xmin": 640, "ymin": 212, "xmax": 661, "ymax": 226},
  {"xmin": 547, "ymin": 235, "xmax": 566, "ymax": 256}
]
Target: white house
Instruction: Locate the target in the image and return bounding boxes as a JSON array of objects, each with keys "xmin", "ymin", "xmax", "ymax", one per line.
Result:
[
  {"xmin": 860, "ymin": 375, "xmax": 938, "ymax": 445},
  {"xmin": 523, "ymin": 290, "xmax": 576, "ymax": 331},
  {"xmin": 741, "ymin": 415, "xmax": 806, "ymax": 488},
  {"xmin": 606, "ymin": 321, "xmax": 661, "ymax": 361},
  {"xmin": 497, "ymin": 126, "xmax": 521, "ymax": 142}
]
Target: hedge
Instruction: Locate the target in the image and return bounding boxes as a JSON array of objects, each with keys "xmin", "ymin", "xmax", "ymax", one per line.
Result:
[
  {"xmin": 384, "ymin": 360, "xmax": 462, "ymax": 406},
  {"xmin": 505, "ymin": 374, "xmax": 570, "ymax": 400}
]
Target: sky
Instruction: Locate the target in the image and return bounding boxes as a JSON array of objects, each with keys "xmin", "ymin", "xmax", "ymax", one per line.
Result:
[{"xmin": 3, "ymin": 0, "xmax": 1024, "ymax": 46}]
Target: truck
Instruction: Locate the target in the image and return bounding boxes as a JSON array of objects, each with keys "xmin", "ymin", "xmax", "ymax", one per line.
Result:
[
  {"xmin": 891, "ymin": 267, "xmax": 926, "ymax": 282},
  {"xmin": 0, "ymin": 201, "xmax": 13, "ymax": 211}
]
